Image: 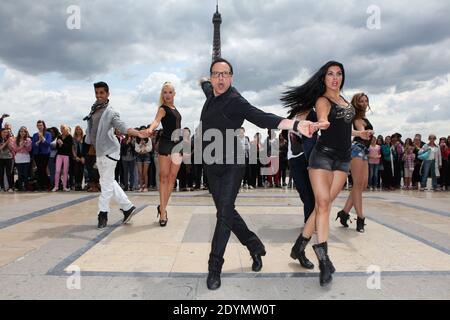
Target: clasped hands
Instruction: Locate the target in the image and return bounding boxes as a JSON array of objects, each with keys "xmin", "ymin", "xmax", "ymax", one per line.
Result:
[
  {"xmin": 296, "ymin": 120, "xmax": 329, "ymax": 138},
  {"xmin": 136, "ymin": 128, "xmax": 153, "ymax": 139}
]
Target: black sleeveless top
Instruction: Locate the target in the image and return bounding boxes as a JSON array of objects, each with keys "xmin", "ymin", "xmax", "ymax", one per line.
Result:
[
  {"xmin": 353, "ymin": 118, "xmax": 373, "ymax": 148},
  {"xmin": 160, "ymin": 105, "xmax": 182, "ymax": 141},
  {"xmin": 317, "ymin": 97, "xmax": 355, "ymax": 160}
]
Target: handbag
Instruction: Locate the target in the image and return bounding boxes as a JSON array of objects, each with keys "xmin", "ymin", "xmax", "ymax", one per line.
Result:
[{"xmin": 417, "ymin": 148, "xmax": 431, "ymax": 161}]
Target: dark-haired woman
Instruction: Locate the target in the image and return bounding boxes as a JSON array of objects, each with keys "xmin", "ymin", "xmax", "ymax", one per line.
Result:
[
  {"xmin": 32, "ymin": 120, "xmax": 52, "ymax": 191},
  {"xmin": 281, "ymin": 74, "xmax": 323, "ymax": 272},
  {"xmin": 135, "ymin": 126, "xmax": 152, "ymax": 193},
  {"xmin": 279, "ymin": 104, "xmax": 318, "ymax": 270},
  {"xmin": 146, "ymin": 82, "xmax": 182, "ymax": 227},
  {"xmin": 336, "ymin": 93, "xmax": 373, "ymax": 233},
  {"xmin": 282, "ymin": 61, "xmax": 372, "ymax": 286},
  {"xmin": 47, "ymin": 127, "xmax": 60, "ymax": 190},
  {"xmin": 72, "ymin": 125, "xmax": 86, "ymax": 191}
]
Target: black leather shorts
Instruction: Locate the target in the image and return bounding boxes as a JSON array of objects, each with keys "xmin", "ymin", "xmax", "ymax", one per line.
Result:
[
  {"xmin": 308, "ymin": 145, "xmax": 351, "ymax": 173},
  {"xmin": 158, "ymin": 137, "xmax": 182, "ymax": 156}
]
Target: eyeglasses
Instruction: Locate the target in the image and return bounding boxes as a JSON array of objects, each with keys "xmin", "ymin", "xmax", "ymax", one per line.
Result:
[{"xmin": 210, "ymin": 71, "xmax": 233, "ymax": 78}]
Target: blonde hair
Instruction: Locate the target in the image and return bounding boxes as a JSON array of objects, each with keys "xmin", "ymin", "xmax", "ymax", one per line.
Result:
[
  {"xmin": 73, "ymin": 125, "xmax": 84, "ymax": 139},
  {"xmin": 158, "ymin": 82, "xmax": 175, "ymax": 106},
  {"xmin": 60, "ymin": 124, "xmax": 70, "ymax": 135}
]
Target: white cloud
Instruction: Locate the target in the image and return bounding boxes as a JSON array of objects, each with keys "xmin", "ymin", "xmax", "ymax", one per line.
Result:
[{"xmin": 0, "ymin": 0, "xmax": 449, "ymax": 141}]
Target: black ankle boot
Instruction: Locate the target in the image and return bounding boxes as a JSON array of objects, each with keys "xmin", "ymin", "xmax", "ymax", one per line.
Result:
[
  {"xmin": 290, "ymin": 235, "xmax": 314, "ymax": 269},
  {"xmin": 335, "ymin": 210, "xmax": 350, "ymax": 227},
  {"xmin": 322, "ymin": 242, "xmax": 335, "ymax": 274},
  {"xmin": 356, "ymin": 217, "xmax": 366, "ymax": 233},
  {"xmin": 313, "ymin": 242, "xmax": 333, "ymax": 287},
  {"xmin": 207, "ymin": 272, "xmax": 221, "ymax": 290}
]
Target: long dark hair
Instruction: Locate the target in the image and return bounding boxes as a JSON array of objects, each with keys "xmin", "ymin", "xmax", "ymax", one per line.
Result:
[
  {"xmin": 47, "ymin": 127, "xmax": 60, "ymax": 140},
  {"xmin": 281, "ymin": 61, "xmax": 345, "ymax": 119},
  {"xmin": 135, "ymin": 126, "xmax": 149, "ymax": 144},
  {"xmin": 37, "ymin": 120, "xmax": 47, "ymax": 133},
  {"xmin": 0, "ymin": 128, "xmax": 9, "ymax": 142}
]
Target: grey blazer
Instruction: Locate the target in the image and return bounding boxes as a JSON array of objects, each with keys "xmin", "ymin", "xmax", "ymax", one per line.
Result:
[{"xmin": 85, "ymin": 105, "xmax": 129, "ymax": 158}]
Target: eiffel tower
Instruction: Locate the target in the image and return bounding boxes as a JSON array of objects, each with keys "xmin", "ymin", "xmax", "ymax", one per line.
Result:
[{"xmin": 211, "ymin": 1, "xmax": 222, "ymax": 62}]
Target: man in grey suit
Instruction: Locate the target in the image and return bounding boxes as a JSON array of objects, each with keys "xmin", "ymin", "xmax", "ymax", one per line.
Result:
[{"xmin": 84, "ymin": 82, "xmax": 146, "ymax": 229}]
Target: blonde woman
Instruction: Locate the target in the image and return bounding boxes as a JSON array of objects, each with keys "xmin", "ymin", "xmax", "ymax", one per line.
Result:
[
  {"xmin": 146, "ymin": 82, "xmax": 182, "ymax": 226},
  {"xmin": 72, "ymin": 125, "xmax": 86, "ymax": 191},
  {"xmin": 52, "ymin": 124, "xmax": 73, "ymax": 192}
]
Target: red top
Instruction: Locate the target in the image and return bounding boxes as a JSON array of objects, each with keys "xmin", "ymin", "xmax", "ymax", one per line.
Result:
[{"xmin": 441, "ymin": 145, "xmax": 450, "ymax": 160}]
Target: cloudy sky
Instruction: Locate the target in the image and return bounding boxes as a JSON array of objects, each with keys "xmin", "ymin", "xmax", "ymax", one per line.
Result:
[{"xmin": 0, "ymin": 0, "xmax": 449, "ymax": 140}]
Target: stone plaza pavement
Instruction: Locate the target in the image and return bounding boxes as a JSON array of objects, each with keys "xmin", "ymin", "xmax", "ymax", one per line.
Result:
[{"xmin": 0, "ymin": 187, "xmax": 449, "ymax": 300}]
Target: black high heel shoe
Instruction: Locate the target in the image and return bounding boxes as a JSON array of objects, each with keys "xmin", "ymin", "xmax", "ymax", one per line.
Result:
[
  {"xmin": 335, "ymin": 210, "xmax": 351, "ymax": 228},
  {"xmin": 157, "ymin": 205, "xmax": 168, "ymax": 227}
]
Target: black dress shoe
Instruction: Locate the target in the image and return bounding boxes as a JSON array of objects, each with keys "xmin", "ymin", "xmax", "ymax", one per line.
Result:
[
  {"xmin": 251, "ymin": 251, "xmax": 266, "ymax": 272},
  {"xmin": 207, "ymin": 272, "xmax": 221, "ymax": 290},
  {"xmin": 97, "ymin": 211, "xmax": 108, "ymax": 229},
  {"xmin": 122, "ymin": 206, "xmax": 136, "ymax": 224}
]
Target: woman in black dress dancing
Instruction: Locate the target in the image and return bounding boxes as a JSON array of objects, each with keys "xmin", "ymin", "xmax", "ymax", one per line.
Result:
[
  {"xmin": 283, "ymin": 61, "xmax": 372, "ymax": 286},
  {"xmin": 147, "ymin": 82, "xmax": 182, "ymax": 227}
]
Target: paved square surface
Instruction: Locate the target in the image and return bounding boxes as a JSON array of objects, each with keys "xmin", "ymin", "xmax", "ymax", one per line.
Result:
[{"xmin": 0, "ymin": 188, "xmax": 449, "ymax": 299}]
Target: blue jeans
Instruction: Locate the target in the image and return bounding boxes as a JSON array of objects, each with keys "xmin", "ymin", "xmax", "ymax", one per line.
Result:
[
  {"xmin": 351, "ymin": 142, "xmax": 369, "ymax": 161},
  {"xmin": 368, "ymin": 163, "xmax": 379, "ymax": 188},
  {"xmin": 421, "ymin": 160, "xmax": 437, "ymax": 189},
  {"xmin": 122, "ymin": 160, "xmax": 136, "ymax": 189},
  {"xmin": 136, "ymin": 153, "xmax": 151, "ymax": 163}
]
